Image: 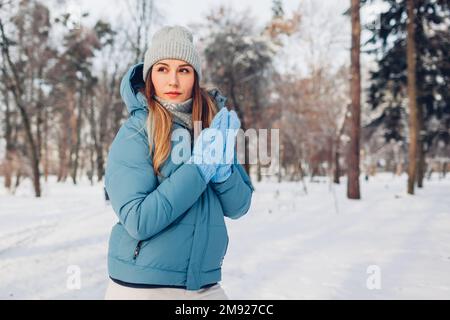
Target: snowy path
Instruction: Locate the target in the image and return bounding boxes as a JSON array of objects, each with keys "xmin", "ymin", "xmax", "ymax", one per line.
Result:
[{"xmin": 0, "ymin": 174, "xmax": 449, "ymax": 299}]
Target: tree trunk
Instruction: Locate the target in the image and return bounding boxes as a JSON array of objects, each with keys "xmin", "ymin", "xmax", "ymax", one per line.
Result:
[
  {"xmin": 88, "ymin": 136, "xmax": 95, "ymax": 185},
  {"xmin": 2, "ymin": 85, "xmax": 13, "ymax": 189},
  {"xmin": 57, "ymin": 91, "xmax": 73, "ymax": 182},
  {"xmin": 416, "ymin": 140, "xmax": 425, "ymax": 187},
  {"xmin": 17, "ymin": 100, "xmax": 41, "ymax": 197},
  {"xmin": 442, "ymin": 161, "xmax": 447, "ymax": 178},
  {"xmin": 15, "ymin": 171, "xmax": 21, "ymax": 190},
  {"xmin": 347, "ymin": 0, "xmax": 361, "ymax": 199},
  {"xmin": 87, "ymin": 93, "xmax": 105, "ymax": 183},
  {"xmin": 36, "ymin": 67, "xmax": 44, "ymax": 163},
  {"xmin": 97, "ymin": 95, "xmax": 107, "ymax": 182},
  {"xmin": 43, "ymin": 101, "xmax": 49, "ymax": 182},
  {"xmin": 256, "ymin": 161, "xmax": 262, "ymax": 182},
  {"xmin": 0, "ymin": 18, "xmax": 41, "ymax": 197},
  {"xmin": 96, "ymin": 132, "xmax": 106, "ymax": 183},
  {"xmin": 3, "ymin": 152, "xmax": 12, "ymax": 190},
  {"xmin": 71, "ymin": 85, "xmax": 84, "ymax": 185},
  {"xmin": 98, "ymin": 65, "xmax": 119, "ymax": 182},
  {"xmin": 334, "ymin": 147, "xmax": 340, "ymax": 184},
  {"xmin": 278, "ymin": 144, "xmax": 284, "ymax": 183},
  {"xmin": 416, "ymin": 103, "xmax": 425, "ymax": 188},
  {"xmin": 396, "ymin": 162, "xmax": 403, "ymax": 176},
  {"xmin": 406, "ymin": 0, "xmax": 418, "ymax": 195},
  {"xmin": 57, "ymin": 124, "xmax": 69, "ymax": 182}
]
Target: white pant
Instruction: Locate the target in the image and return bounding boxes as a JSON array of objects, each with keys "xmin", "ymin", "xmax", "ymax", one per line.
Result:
[{"xmin": 104, "ymin": 279, "xmax": 229, "ymax": 300}]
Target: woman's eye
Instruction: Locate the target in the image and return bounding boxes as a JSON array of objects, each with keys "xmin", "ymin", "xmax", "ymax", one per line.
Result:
[{"xmin": 156, "ymin": 67, "xmax": 190, "ymax": 73}]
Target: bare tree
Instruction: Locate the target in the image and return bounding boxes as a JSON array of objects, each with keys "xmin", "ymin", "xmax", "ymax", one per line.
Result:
[
  {"xmin": 0, "ymin": 1, "xmax": 56, "ymax": 196},
  {"xmin": 124, "ymin": 0, "xmax": 160, "ymax": 63},
  {"xmin": 347, "ymin": 0, "xmax": 361, "ymax": 199}
]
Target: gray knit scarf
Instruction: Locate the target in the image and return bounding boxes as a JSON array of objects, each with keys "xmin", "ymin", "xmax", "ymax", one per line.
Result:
[
  {"xmin": 153, "ymin": 95, "xmax": 193, "ymax": 131},
  {"xmin": 136, "ymin": 91, "xmax": 193, "ymax": 130}
]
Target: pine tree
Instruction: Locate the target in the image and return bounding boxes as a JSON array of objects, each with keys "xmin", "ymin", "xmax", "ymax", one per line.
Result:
[{"xmin": 366, "ymin": 0, "xmax": 450, "ymax": 188}]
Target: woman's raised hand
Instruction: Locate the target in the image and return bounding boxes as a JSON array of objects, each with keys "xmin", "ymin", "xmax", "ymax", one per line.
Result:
[
  {"xmin": 188, "ymin": 107, "xmax": 229, "ymax": 183},
  {"xmin": 188, "ymin": 107, "xmax": 241, "ymax": 184},
  {"xmin": 210, "ymin": 109, "xmax": 241, "ymax": 183}
]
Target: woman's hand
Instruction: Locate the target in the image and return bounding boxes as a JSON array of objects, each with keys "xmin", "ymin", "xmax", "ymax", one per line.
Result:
[
  {"xmin": 210, "ymin": 110, "xmax": 241, "ymax": 183},
  {"xmin": 188, "ymin": 108, "xmax": 229, "ymax": 183}
]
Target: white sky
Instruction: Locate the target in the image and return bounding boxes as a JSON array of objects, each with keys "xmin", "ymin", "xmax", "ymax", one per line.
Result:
[{"xmin": 70, "ymin": 0, "xmax": 305, "ymax": 27}]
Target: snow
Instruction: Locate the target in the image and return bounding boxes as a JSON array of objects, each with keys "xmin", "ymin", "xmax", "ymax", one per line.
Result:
[{"xmin": 0, "ymin": 173, "xmax": 449, "ymax": 299}]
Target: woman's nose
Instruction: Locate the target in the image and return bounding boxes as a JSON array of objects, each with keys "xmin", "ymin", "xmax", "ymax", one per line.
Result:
[{"xmin": 168, "ymin": 72, "xmax": 179, "ymax": 86}]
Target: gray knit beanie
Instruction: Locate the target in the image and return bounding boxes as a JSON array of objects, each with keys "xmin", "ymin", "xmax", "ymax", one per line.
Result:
[{"xmin": 143, "ymin": 25, "xmax": 202, "ymax": 82}]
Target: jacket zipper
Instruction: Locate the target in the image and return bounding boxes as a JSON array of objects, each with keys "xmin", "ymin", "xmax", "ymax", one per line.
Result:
[{"xmin": 133, "ymin": 241, "xmax": 142, "ymax": 260}]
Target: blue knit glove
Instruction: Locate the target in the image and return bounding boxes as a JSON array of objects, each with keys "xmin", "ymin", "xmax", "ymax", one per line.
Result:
[
  {"xmin": 211, "ymin": 110, "xmax": 241, "ymax": 183},
  {"xmin": 188, "ymin": 108, "xmax": 228, "ymax": 183}
]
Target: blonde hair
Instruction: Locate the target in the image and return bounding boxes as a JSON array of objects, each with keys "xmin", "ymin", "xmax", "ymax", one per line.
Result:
[{"xmin": 143, "ymin": 68, "xmax": 219, "ymax": 177}]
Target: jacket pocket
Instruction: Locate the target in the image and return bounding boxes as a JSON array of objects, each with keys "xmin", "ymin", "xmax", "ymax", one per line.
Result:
[
  {"xmin": 111, "ymin": 224, "xmax": 141, "ymax": 261},
  {"xmin": 201, "ymin": 225, "xmax": 229, "ymax": 272},
  {"xmin": 108, "ymin": 223, "xmax": 124, "ymax": 258},
  {"xmin": 134, "ymin": 223, "xmax": 195, "ymax": 272},
  {"xmin": 133, "ymin": 241, "xmax": 143, "ymax": 260}
]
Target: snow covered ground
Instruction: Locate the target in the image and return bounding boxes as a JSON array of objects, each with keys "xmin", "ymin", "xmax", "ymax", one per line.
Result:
[{"xmin": 0, "ymin": 173, "xmax": 449, "ymax": 300}]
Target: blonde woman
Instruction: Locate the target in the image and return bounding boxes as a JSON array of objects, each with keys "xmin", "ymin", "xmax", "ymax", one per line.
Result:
[{"xmin": 104, "ymin": 25, "xmax": 254, "ymax": 300}]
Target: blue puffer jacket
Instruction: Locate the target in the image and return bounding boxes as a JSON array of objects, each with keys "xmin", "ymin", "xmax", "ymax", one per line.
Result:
[{"xmin": 105, "ymin": 63, "xmax": 254, "ymax": 290}]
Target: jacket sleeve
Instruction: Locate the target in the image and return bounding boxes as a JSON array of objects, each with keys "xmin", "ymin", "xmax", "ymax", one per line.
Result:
[
  {"xmin": 105, "ymin": 119, "xmax": 207, "ymax": 240},
  {"xmin": 210, "ymin": 161, "xmax": 254, "ymax": 220}
]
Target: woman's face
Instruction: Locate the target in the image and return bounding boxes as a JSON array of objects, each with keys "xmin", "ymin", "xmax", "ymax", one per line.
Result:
[{"xmin": 151, "ymin": 59, "xmax": 195, "ymax": 103}]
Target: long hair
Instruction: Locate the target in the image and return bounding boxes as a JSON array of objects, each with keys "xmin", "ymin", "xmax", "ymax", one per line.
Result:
[{"xmin": 143, "ymin": 67, "xmax": 219, "ymax": 176}]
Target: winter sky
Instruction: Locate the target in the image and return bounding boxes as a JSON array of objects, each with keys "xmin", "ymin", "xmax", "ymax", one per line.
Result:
[{"xmin": 62, "ymin": 0, "xmax": 313, "ymax": 27}]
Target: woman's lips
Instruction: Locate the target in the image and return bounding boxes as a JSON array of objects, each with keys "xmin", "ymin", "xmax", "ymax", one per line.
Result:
[{"xmin": 166, "ymin": 92, "xmax": 181, "ymax": 98}]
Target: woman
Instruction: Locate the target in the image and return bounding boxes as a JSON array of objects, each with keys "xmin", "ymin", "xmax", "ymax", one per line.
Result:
[{"xmin": 104, "ymin": 25, "xmax": 254, "ymax": 300}]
